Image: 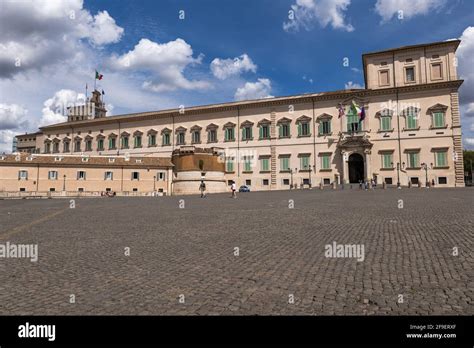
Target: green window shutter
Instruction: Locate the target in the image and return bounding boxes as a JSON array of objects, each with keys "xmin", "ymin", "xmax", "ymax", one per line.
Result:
[
  {"xmin": 281, "ymin": 157, "xmax": 289, "ymax": 171},
  {"xmin": 225, "ymin": 128, "xmax": 229, "ymax": 141},
  {"xmin": 434, "ymin": 112, "xmax": 444, "ymax": 127},
  {"xmin": 297, "ymin": 123, "xmax": 302, "ymax": 136},
  {"xmin": 436, "ymin": 151, "xmax": 446, "ymax": 166},
  {"xmin": 261, "ymin": 158, "xmax": 269, "ymax": 171},
  {"xmin": 322, "ymin": 155, "xmax": 330, "ymax": 169},
  {"xmin": 301, "ymin": 156, "xmax": 309, "ymax": 169},
  {"xmin": 259, "ymin": 126, "xmax": 263, "ymax": 139},
  {"xmin": 278, "ymin": 125, "xmax": 282, "ymax": 137},
  {"xmin": 318, "ymin": 123, "xmax": 322, "ymax": 135}
]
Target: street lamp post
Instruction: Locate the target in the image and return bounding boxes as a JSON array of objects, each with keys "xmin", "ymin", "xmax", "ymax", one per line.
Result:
[
  {"xmin": 290, "ymin": 168, "xmax": 294, "ymax": 189},
  {"xmin": 308, "ymin": 165, "xmax": 312, "ymax": 188},
  {"xmin": 396, "ymin": 162, "xmax": 401, "ymax": 189},
  {"xmin": 63, "ymin": 174, "xmax": 66, "ymax": 191},
  {"xmin": 421, "ymin": 162, "xmax": 433, "ymax": 188},
  {"xmin": 153, "ymin": 175, "xmax": 156, "ymax": 192}
]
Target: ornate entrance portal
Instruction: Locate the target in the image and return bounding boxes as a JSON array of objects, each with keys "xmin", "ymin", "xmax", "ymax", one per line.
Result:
[{"xmin": 348, "ymin": 153, "xmax": 364, "ymax": 183}]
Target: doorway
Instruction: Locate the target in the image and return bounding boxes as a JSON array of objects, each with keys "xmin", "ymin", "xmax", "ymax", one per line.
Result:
[{"xmin": 348, "ymin": 153, "xmax": 364, "ymax": 183}]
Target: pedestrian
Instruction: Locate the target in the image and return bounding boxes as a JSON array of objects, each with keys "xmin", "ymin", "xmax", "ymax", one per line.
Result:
[
  {"xmin": 199, "ymin": 180, "xmax": 206, "ymax": 198},
  {"xmin": 431, "ymin": 179, "xmax": 435, "ymax": 187},
  {"xmin": 231, "ymin": 181, "xmax": 237, "ymax": 198},
  {"xmin": 359, "ymin": 180, "xmax": 363, "ymax": 189}
]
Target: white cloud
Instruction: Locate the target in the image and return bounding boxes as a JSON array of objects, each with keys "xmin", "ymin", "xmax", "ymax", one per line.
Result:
[
  {"xmin": 0, "ymin": 104, "xmax": 28, "ymax": 130},
  {"xmin": 110, "ymin": 38, "xmax": 211, "ymax": 92},
  {"xmin": 234, "ymin": 78, "xmax": 273, "ymax": 101},
  {"xmin": 40, "ymin": 89, "xmax": 86, "ymax": 127},
  {"xmin": 283, "ymin": 0, "xmax": 354, "ymax": 32},
  {"xmin": 344, "ymin": 81, "xmax": 363, "ymax": 89},
  {"xmin": 374, "ymin": 0, "xmax": 447, "ymax": 22},
  {"xmin": 0, "ymin": 0, "xmax": 123, "ymax": 78},
  {"xmin": 463, "ymin": 137, "xmax": 474, "ymax": 147},
  {"xmin": 458, "ymin": 27, "xmax": 474, "ymax": 109},
  {"xmin": 210, "ymin": 54, "xmax": 257, "ymax": 80},
  {"xmin": 0, "ymin": 129, "xmax": 17, "ymax": 153}
]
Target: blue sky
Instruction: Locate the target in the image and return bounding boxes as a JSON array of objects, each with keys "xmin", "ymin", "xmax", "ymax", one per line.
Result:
[{"xmin": 0, "ymin": 0, "xmax": 473, "ymax": 151}]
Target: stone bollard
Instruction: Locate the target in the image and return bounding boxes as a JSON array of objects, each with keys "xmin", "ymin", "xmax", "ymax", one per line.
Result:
[
  {"xmin": 319, "ymin": 182, "xmax": 323, "ymax": 190},
  {"xmin": 332, "ymin": 182, "xmax": 337, "ymax": 190},
  {"xmin": 382, "ymin": 182, "xmax": 386, "ymax": 189},
  {"xmin": 418, "ymin": 181, "xmax": 422, "ymax": 188}
]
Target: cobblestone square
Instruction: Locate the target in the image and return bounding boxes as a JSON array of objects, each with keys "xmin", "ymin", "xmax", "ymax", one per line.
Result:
[{"xmin": 0, "ymin": 188, "xmax": 472, "ymax": 315}]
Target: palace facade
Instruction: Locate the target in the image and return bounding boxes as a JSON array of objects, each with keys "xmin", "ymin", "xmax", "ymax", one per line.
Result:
[{"xmin": 11, "ymin": 40, "xmax": 466, "ymax": 194}]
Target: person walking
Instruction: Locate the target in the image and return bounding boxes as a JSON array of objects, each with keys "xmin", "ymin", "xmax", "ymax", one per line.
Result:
[
  {"xmin": 231, "ymin": 181, "xmax": 237, "ymax": 198},
  {"xmin": 199, "ymin": 180, "xmax": 206, "ymax": 198}
]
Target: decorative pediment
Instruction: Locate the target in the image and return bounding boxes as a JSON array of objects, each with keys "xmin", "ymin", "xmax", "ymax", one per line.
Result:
[
  {"xmin": 121, "ymin": 131, "xmax": 130, "ymax": 137},
  {"xmin": 206, "ymin": 123, "xmax": 218, "ymax": 130},
  {"xmin": 175, "ymin": 126, "xmax": 187, "ymax": 133},
  {"xmin": 337, "ymin": 135, "xmax": 373, "ymax": 149},
  {"xmin": 375, "ymin": 108, "xmax": 394, "ymax": 118},
  {"xmin": 52, "ymin": 137, "xmax": 61, "ymax": 142},
  {"xmin": 400, "ymin": 106, "xmax": 420, "ymax": 117},
  {"xmin": 147, "ymin": 129, "xmax": 158, "ymax": 135},
  {"xmin": 96, "ymin": 134, "xmax": 105, "ymax": 139},
  {"xmin": 316, "ymin": 113, "xmax": 333, "ymax": 121},
  {"xmin": 223, "ymin": 122, "xmax": 236, "ymax": 129},
  {"xmin": 277, "ymin": 117, "xmax": 292, "ymax": 124},
  {"xmin": 84, "ymin": 135, "xmax": 93, "ymax": 140},
  {"xmin": 161, "ymin": 127, "xmax": 172, "ymax": 134},
  {"xmin": 63, "ymin": 136, "xmax": 71, "ymax": 142},
  {"xmin": 74, "ymin": 135, "xmax": 82, "ymax": 141},
  {"xmin": 296, "ymin": 115, "xmax": 311, "ymax": 123},
  {"xmin": 133, "ymin": 130, "xmax": 143, "ymax": 136},
  {"xmin": 190, "ymin": 125, "xmax": 202, "ymax": 131},
  {"xmin": 427, "ymin": 103, "xmax": 448, "ymax": 113},
  {"xmin": 108, "ymin": 132, "xmax": 117, "ymax": 138},
  {"xmin": 341, "ymin": 96, "xmax": 369, "ymax": 107},
  {"xmin": 240, "ymin": 120, "xmax": 254, "ymax": 128},
  {"xmin": 257, "ymin": 118, "xmax": 271, "ymax": 125}
]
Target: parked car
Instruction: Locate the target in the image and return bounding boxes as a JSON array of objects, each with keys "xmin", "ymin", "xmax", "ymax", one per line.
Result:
[{"xmin": 239, "ymin": 185, "xmax": 250, "ymax": 192}]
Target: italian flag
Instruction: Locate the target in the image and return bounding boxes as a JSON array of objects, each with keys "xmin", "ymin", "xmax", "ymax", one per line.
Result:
[{"xmin": 95, "ymin": 70, "xmax": 103, "ymax": 80}]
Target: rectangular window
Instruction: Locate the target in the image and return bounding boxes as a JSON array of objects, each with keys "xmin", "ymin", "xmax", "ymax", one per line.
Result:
[
  {"xmin": 260, "ymin": 158, "xmax": 270, "ymax": 171},
  {"xmin": 74, "ymin": 141, "xmax": 81, "ymax": 152},
  {"xmin": 148, "ymin": 134, "xmax": 156, "ymax": 146},
  {"xmin": 262, "ymin": 179, "xmax": 269, "ymax": 186},
  {"xmin": 98, "ymin": 139, "xmax": 104, "ymax": 151},
  {"xmin": 163, "ymin": 133, "xmax": 170, "ymax": 146},
  {"xmin": 242, "ymin": 127, "xmax": 252, "ymax": 140},
  {"xmin": 321, "ymin": 154, "xmax": 331, "ymax": 170},
  {"xmin": 347, "ymin": 113, "xmax": 360, "ymax": 132},
  {"xmin": 298, "ymin": 122, "xmax": 310, "ymax": 136},
  {"xmin": 379, "ymin": 70, "xmax": 389, "ymax": 86},
  {"xmin": 18, "ymin": 170, "xmax": 28, "ymax": 180},
  {"xmin": 259, "ymin": 125, "xmax": 270, "ymax": 139},
  {"xmin": 282, "ymin": 178, "xmax": 290, "ymax": 185},
  {"xmin": 243, "ymin": 156, "xmax": 252, "ymax": 172},
  {"xmin": 226, "ymin": 157, "xmax": 234, "ymax": 172},
  {"xmin": 435, "ymin": 151, "xmax": 447, "ymax": 167},
  {"xmin": 410, "ymin": 177, "xmax": 419, "ymax": 185},
  {"xmin": 63, "ymin": 142, "xmax": 70, "ymax": 152},
  {"xmin": 53, "ymin": 142, "xmax": 60, "ymax": 153},
  {"xmin": 158, "ymin": 172, "xmax": 165, "ymax": 181},
  {"xmin": 384, "ymin": 177, "xmax": 393, "ymax": 185},
  {"xmin": 279, "ymin": 124, "xmax": 290, "ymax": 138},
  {"xmin": 176, "ymin": 132, "xmax": 185, "ymax": 145},
  {"xmin": 300, "ymin": 155, "xmax": 310, "ymax": 170},
  {"xmin": 406, "ymin": 112, "xmax": 418, "ymax": 129},
  {"xmin": 319, "ymin": 120, "xmax": 331, "ymax": 135},
  {"xmin": 48, "ymin": 171, "xmax": 58, "ymax": 180},
  {"xmin": 134, "ymin": 136, "xmax": 142, "ymax": 148},
  {"xmin": 208, "ymin": 130, "xmax": 217, "ymax": 143},
  {"xmin": 245, "ymin": 179, "xmax": 251, "ymax": 186},
  {"xmin": 132, "ymin": 172, "xmax": 140, "ymax": 180},
  {"xmin": 109, "ymin": 138, "xmax": 116, "ymax": 149},
  {"xmin": 407, "ymin": 152, "xmax": 420, "ymax": 168},
  {"xmin": 77, "ymin": 171, "xmax": 86, "ymax": 180},
  {"xmin": 121, "ymin": 137, "xmax": 129, "ymax": 148},
  {"xmin": 44, "ymin": 143, "xmax": 51, "ymax": 153},
  {"xmin": 225, "ymin": 127, "xmax": 235, "ymax": 141},
  {"xmin": 433, "ymin": 112, "xmax": 445, "ymax": 128},
  {"xmin": 431, "ymin": 63, "xmax": 442, "ymax": 80},
  {"xmin": 104, "ymin": 171, "xmax": 113, "ymax": 180},
  {"xmin": 192, "ymin": 131, "xmax": 200, "ymax": 144},
  {"xmin": 438, "ymin": 177, "xmax": 447, "ymax": 185},
  {"xmin": 280, "ymin": 157, "xmax": 290, "ymax": 171},
  {"xmin": 380, "ymin": 116, "xmax": 391, "ymax": 131},
  {"xmin": 85, "ymin": 140, "xmax": 92, "ymax": 151},
  {"xmin": 405, "ymin": 67, "xmax": 415, "ymax": 82},
  {"xmin": 381, "ymin": 153, "xmax": 393, "ymax": 169}
]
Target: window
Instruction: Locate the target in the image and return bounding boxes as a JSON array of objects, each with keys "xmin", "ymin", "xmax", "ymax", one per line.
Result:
[
  {"xmin": 18, "ymin": 170, "xmax": 28, "ymax": 180},
  {"xmin": 407, "ymin": 151, "xmax": 420, "ymax": 168},
  {"xmin": 280, "ymin": 157, "xmax": 290, "ymax": 171},
  {"xmin": 298, "ymin": 122, "xmax": 310, "ymax": 136},
  {"xmin": 279, "ymin": 123, "xmax": 290, "ymax": 138},
  {"xmin": 282, "ymin": 178, "xmax": 290, "ymax": 185},
  {"xmin": 48, "ymin": 171, "xmax": 58, "ymax": 180},
  {"xmin": 85, "ymin": 140, "xmax": 92, "ymax": 151},
  {"xmin": 323, "ymin": 178, "xmax": 331, "ymax": 185},
  {"xmin": 157, "ymin": 172, "xmax": 166, "ymax": 181},
  {"xmin": 380, "ymin": 116, "xmax": 392, "ymax": 131},
  {"xmin": 319, "ymin": 120, "xmax": 331, "ymax": 135},
  {"xmin": 245, "ymin": 179, "xmax": 251, "ymax": 186},
  {"xmin": 134, "ymin": 135, "xmax": 142, "ymax": 148},
  {"xmin": 132, "ymin": 172, "xmax": 140, "ymax": 180},
  {"xmin": 242, "ymin": 126, "xmax": 252, "ymax": 140},
  {"xmin": 208, "ymin": 129, "xmax": 217, "ymax": 143},
  {"xmin": 78, "ymin": 188, "xmax": 84, "ymax": 192},
  {"xmin": 405, "ymin": 108, "xmax": 418, "ymax": 129},
  {"xmin": 74, "ymin": 140, "xmax": 81, "ymax": 152},
  {"xmin": 381, "ymin": 153, "xmax": 393, "ymax": 169},
  {"xmin": 19, "ymin": 187, "xmax": 26, "ymax": 192},
  {"xmin": 97, "ymin": 139, "xmax": 104, "ymax": 151},
  {"xmin": 262, "ymin": 179, "xmax": 269, "ymax": 186},
  {"xmin": 405, "ymin": 67, "xmax": 415, "ymax": 82},
  {"xmin": 224, "ymin": 127, "xmax": 235, "ymax": 141},
  {"xmin": 104, "ymin": 171, "xmax": 113, "ymax": 180},
  {"xmin": 53, "ymin": 142, "xmax": 60, "ymax": 153},
  {"xmin": 63, "ymin": 141, "xmax": 70, "ymax": 152},
  {"xmin": 302, "ymin": 178, "xmax": 310, "ymax": 185},
  {"xmin": 432, "ymin": 112, "xmax": 445, "ymax": 128},
  {"xmin": 260, "ymin": 157, "xmax": 270, "ymax": 172},
  {"xmin": 109, "ymin": 137, "xmax": 116, "ymax": 149},
  {"xmin": 176, "ymin": 132, "xmax": 185, "ymax": 145},
  {"xmin": 410, "ymin": 177, "xmax": 419, "ymax": 185},
  {"xmin": 384, "ymin": 177, "xmax": 393, "ymax": 185},
  {"xmin": 243, "ymin": 156, "xmax": 253, "ymax": 172},
  {"xmin": 44, "ymin": 142, "xmax": 51, "ymax": 153},
  {"xmin": 192, "ymin": 130, "xmax": 201, "ymax": 144},
  {"xmin": 226, "ymin": 157, "xmax": 234, "ymax": 172},
  {"xmin": 77, "ymin": 171, "xmax": 86, "ymax": 180},
  {"xmin": 49, "ymin": 188, "xmax": 55, "ymax": 192},
  {"xmin": 438, "ymin": 177, "xmax": 447, "ymax": 185},
  {"xmin": 431, "ymin": 63, "xmax": 442, "ymax": 80},
  {"xmin": 121, "ymin": 136, "xmax": 129, "ymax": 149},
  {"xmin": 259, "ymin": 124, "xmax": 270, "ymax": 139},
  {"xmin": 434, "ymin": 150, "xmax": 448, "ymax": 167},
  {"xmin": 347, "ymin": 110, "xmax": 360, "ymax": 132},
  {"xmin": 162, "ymin": 132, "xmax": 171, "ymax": 146},
  {"xmin": 300, "ymin": 155, "xmax": 310, "ymax": 170},
  {"xmin": 379, "ymin": 70, "xmax": 389, "ymax": 86},
  {"xmin": 321, "ymin": 154, "xmax": 331, "ymax": 170},
  {"xmin": 133, "ymin": 188, "xmax": 138, "ymax": 192},
  {"xmin": 148, "ymin": 134, "xmax": 156, "ymax": 146}
]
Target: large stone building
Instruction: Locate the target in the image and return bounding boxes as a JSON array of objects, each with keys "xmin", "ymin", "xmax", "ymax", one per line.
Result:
[{"xmin": 12, "ymin": 40, "xmax": 466, "ymax": 193}]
